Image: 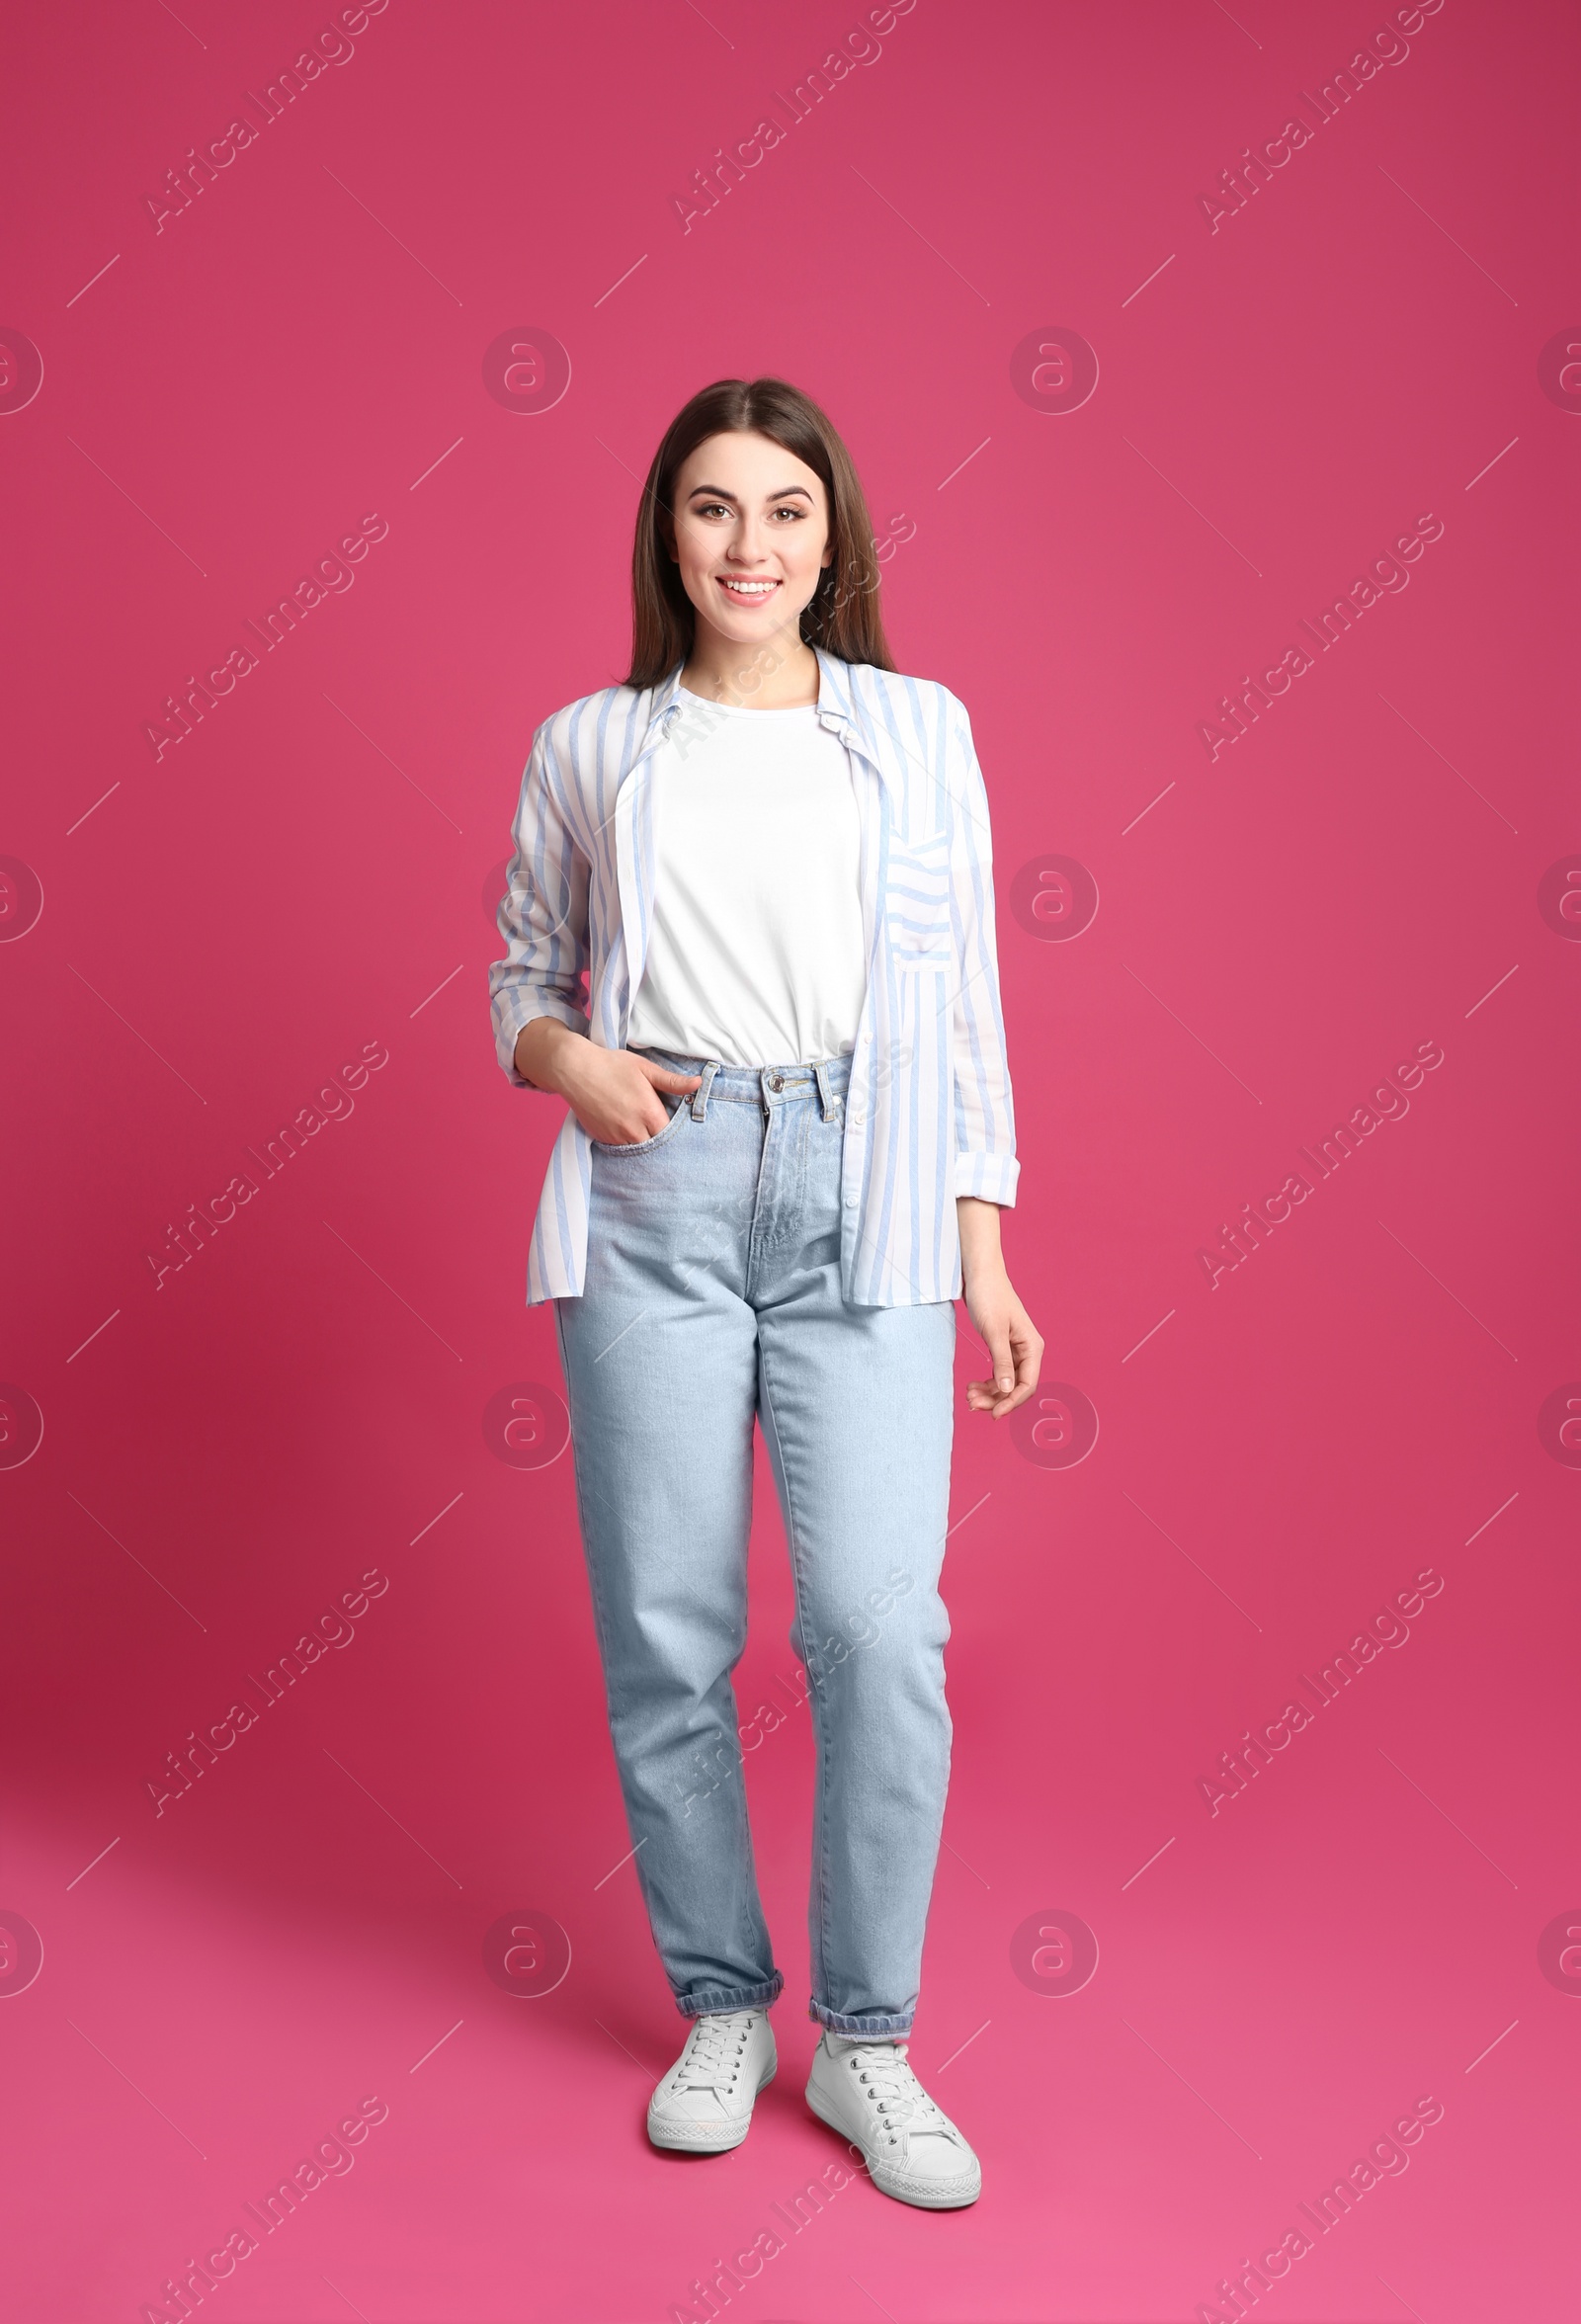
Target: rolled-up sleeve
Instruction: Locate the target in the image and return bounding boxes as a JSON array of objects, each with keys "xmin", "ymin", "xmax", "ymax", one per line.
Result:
[
  {"xmin": 488, "ymin": 718, "xmax": 591, "ymax": 1089},
  {"xmin": 948, "ymin": 699, "xmax": 1020, "ymax": 1205}
]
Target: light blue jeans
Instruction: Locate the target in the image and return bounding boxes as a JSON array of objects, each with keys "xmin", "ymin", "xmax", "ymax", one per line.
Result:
[{"xmin": 553, "ymin": 1045, "xmax": 957, "ymax": 2035}]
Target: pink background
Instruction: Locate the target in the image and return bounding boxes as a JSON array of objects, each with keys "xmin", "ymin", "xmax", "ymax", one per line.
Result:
[{"xmin": 3, "ymin": 1, "xmax": 1577, "ymax": 2317}]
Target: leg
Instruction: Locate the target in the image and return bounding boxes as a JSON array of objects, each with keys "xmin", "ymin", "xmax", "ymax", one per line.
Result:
[
  {"xmin": 749, "ymin": 1097, "xmax": 957, "ymax": 2032},
  {"xmin": 554, "ymin": 1092, "xmax": 781, "ymax": 2016}
]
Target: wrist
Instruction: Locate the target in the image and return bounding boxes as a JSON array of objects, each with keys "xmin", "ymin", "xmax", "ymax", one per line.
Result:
[
  {"xmin": 957, "ymin": 1192, "xmax": 1003, "ymax": 1234},
  {"xmin": 957, "ymin": 1195, "xmax": 1006, "ymax": 1281},
  {"xmin": 515, "ymin": 1017, "xmax": 582, "ymax": 1095}
]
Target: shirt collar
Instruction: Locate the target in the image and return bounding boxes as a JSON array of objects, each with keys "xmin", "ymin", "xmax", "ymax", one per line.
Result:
[
  {"xmin": 631, "ymin": 645, "xmax": 897, "ymax": 801},
  {"xmin": 645, "ymin": 656, "xmax": 688, "ymax": 735},
  {"xmin": 640, "ymin": 644, "xmax": 863, "ymax": 744},
  {"xmin": 811, "ymin": 644, "xmax": 857, "ymax": 736}
]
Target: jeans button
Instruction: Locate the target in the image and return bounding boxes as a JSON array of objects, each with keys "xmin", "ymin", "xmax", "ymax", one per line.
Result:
[{"xmin": 767, "ymin": 1071, "xmax": 784, "ymax": 1092}]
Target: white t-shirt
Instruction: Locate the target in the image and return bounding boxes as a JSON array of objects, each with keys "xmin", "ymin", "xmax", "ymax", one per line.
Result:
[{"xmin": 624, "ymin": 685, "xmax": 868, "ymax": 1067}]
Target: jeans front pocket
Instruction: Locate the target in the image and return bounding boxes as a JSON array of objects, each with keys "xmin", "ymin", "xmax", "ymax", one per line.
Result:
[{"xmin": 591, "ymin": 1090, "xmax": 693, "ymax": 1157}]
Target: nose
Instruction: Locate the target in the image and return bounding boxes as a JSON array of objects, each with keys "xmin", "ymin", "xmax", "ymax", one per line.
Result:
[{"xmin": 726, "ymin": 514, "xmax": 774, "ymax": 564}]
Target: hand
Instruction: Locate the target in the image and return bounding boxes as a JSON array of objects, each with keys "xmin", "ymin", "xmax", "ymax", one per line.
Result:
[
  {"xmin": 957, "ymin": 1197, "xmax": 1042, "ymax": 1421},
  {"xmin": 547, "ymin": 1034, "xmax": 701, "ymax": 1145}
]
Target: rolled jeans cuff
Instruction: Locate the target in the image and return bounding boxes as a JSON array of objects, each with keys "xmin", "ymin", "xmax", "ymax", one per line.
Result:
[
  {"xmin": 679, "ymin": 1970, "xmax": 785, "ymax": 2019},
  {"xmin": 807, "ymin": 1999, "xmax": 915, "ymax": 2036}
]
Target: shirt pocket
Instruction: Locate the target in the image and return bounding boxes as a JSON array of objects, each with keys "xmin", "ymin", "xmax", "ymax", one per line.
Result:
[{"xmin": 884, "ymin": 830, "xmax": 954, "ymax": 970}]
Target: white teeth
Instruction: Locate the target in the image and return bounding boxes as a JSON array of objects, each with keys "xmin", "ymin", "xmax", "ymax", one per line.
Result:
[{"xmin": 721, "ymin": 580, "xmax": 776, "ymax": 594}]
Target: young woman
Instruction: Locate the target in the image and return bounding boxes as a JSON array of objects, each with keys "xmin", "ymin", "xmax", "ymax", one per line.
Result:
[{"xmin": 489, "ymin": 376, "xmax": 1040, "ymax": 2209}]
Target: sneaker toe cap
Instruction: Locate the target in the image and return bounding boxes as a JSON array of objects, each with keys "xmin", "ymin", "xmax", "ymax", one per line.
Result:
[{"xmin": 874, "ymin": 2152, "xmax": 982, "ymax": 2206}]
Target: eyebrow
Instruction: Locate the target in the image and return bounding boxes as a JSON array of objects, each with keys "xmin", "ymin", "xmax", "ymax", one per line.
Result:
[{"xmin": 684, "ymin": 483, "xmax": 814, "ymax": 505}]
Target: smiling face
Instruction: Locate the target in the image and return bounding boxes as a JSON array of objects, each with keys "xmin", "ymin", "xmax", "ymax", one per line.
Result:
[{"xmin": 666, "ymin": 429, "xmax": 834, "ymax": 657}]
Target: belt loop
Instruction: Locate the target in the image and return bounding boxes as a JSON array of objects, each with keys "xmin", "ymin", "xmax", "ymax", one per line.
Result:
[
  {"xmin": 691, "ymin": 1060, "xmax": 719, "ymax": 1122},
  {"xmin": 814, "ymin": 1058, "xmax": 842, "ymax": 1122}
]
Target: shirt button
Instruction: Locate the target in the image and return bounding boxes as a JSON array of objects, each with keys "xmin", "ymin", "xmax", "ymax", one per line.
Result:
[
  {"xmin": 844, "ymin": 1196, "xmax": 858, "ymax": 1208},
  {"xmin": 847, "ymin": 1105, "xmax": 864, "ymax": 1125}
]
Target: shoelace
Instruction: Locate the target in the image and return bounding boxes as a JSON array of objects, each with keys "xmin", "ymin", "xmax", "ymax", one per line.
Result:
[
  {"xmin": 672, "ymin": 2013, "xmax": 751, "ymax": 2094},
  {"xmin": 844, "ymin": 2041, "xmax": 953, "ymax": 2147}
]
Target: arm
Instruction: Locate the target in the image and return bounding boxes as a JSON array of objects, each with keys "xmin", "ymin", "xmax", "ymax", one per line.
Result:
[
  {"xmin": 957, "ymin": 1196, "xmax": 1042, "ymax": 1419},
  {"xmin": 488, "ymin": 720, "xmax": 700, "ymax": 1140},
  {"xmin": 488, "ymin": 717, "xmax": 592, "ymax": 1089},
  {"xmin": 948, "ymin": 700, "xmax": 1042, "ymax": 1418},
  {"xmin": 512, "ymin": 1015, "xmax": 700, "ymax": 1142}
]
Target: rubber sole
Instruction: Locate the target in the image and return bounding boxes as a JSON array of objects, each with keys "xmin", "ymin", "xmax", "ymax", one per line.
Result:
[
  {"xmin": 646, "ymin": 2056, "xmax": 777, "ymax": 2154},
  {"xmin": 805, "ymin": 2084, "xmax": 982, "ymax": 2209}
]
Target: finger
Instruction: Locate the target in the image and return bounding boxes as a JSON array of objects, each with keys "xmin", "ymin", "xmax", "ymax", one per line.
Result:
[
  {"xmin": 985, "ymin": 1324, "xmax": 1016, "ymax": 1411},
  {"xmin": 639, "ymin": 1062, "xmax": 704, "ymax": 1091},
  {"xmin": 965, "ymin": 1375, "xmax": 1015, "ymax": 1418},
  {"xmin": 992, "ymin": 1329, "xmax": 1043, "ymax": 1415},
  {"xmin": 624, "ymin": 1108, "xmax": 673, "ymax": 1142}
]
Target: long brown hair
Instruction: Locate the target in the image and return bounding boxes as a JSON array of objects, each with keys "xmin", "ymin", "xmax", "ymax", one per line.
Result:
[{"xmin": 624, "ymin": 376, "xmax": 896, "ymax": 689}]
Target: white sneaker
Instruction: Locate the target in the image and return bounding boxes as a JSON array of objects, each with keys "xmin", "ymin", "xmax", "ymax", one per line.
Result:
[
  {"xmin": 805, "ymin": 2034, "xmax": 982, "ymax": 2208},
  {"xmin": 647, "ymin": 2009, "xmax": 777, "ymax": 2153}
]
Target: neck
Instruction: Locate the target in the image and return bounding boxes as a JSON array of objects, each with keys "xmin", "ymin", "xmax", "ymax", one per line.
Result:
[{"xmin": 679, "ymin": 624, "xmax": 821, "ymax": 709}]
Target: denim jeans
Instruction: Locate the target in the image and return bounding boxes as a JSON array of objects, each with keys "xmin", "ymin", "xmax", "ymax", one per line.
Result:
[{"xmin": 553, "ymin": 1045, "xmax": 957, "ymax": 2036}]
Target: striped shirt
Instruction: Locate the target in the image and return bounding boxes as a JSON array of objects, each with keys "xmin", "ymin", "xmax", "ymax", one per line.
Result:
[{"xmin": 488, "ymin": 646, "xmax": 1020, "ymax": 1307}]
